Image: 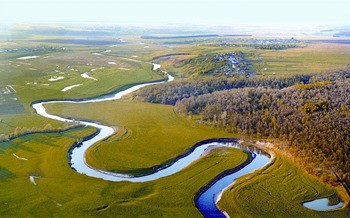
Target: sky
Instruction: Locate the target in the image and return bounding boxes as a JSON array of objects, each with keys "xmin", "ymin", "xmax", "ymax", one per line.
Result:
[{"xmin": 0, "ymin": 0, "xmax": 349, "ymax": 26}]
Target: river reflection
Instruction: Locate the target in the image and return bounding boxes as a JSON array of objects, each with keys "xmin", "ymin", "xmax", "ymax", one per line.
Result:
[
  {"xmin": 195, "ymin": 143, "xmax": 270, "ymax": 217},
  {"xmin": 70, "ymin": 138, "xmax": 255, "ymax": 182}
]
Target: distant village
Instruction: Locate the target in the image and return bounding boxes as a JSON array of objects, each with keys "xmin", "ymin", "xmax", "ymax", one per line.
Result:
[{"xmin": 210, "ymin": 52, "xmax": 254, "ymax": 77}]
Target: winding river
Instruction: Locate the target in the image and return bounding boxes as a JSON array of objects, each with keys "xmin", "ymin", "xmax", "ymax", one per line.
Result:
[
  {"xmin": 31, "ymin": 61, "xmax": 344, "ymax": 216},
  {"xmin": 196, "ymin": 144, "xmax": 270, "ymax": 217}
]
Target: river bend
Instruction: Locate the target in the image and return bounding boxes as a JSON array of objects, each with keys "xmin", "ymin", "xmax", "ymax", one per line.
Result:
[{"xmin": 31, "ymin": 63, "xmax": 343, "ymax": 215}]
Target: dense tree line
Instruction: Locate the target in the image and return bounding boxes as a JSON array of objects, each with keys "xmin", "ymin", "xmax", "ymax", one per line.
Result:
[
  {"xmin": 137, "ymin": 69, "xmax": 350, "ymax": 188},
  {"xmin": 135, "ymin": 75, "xmax": 311, "ymax": 105}
]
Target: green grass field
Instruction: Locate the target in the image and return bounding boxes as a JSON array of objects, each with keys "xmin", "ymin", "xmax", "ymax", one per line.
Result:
[
  {"xmin": 255, "ymin": 43, "xmax": 350, "ymax": 76},
  {"xmin": 45, "ymin": 100, "xmax": 236, "ymax": 172},
  {"xmin": 0, "ymin": 42, "xmax": 165, "ymax": 135},
  {"xmin": 0, "ymin": 104, "xmax": 249, "ymax": 217}
]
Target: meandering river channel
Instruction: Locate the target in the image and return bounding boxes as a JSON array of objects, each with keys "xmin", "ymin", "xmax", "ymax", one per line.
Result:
[{"xmin": 31, "ymin": 62, "xmax": 343, "ymax": 216}]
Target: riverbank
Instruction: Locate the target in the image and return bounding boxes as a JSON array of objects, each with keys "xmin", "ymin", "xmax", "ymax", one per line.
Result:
[
  {"xmin": 0, "ymin": 123, "xmax": 84, "ymax": 143},
  {"xmin": 270, "ymin": 140, "xmax": 350, "ymax": 208},
  {"xmin": 195, "ymin": 140, "xmax": 274, "ymax": 217},
  {"xmin": 250, "ymin": 139, "xmax": 350, "ymax": 206},
  {"xmin": 216, "ymin": 140, "xmax": 277, "ymax": 205},
  {"xmin": 217, "ymin": 140, "xmax": 349, "ymax": 217}
]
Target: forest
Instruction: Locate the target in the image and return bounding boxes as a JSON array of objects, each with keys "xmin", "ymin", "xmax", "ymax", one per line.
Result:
[
  {"xmin": 136, "ymin": 69, "xmax": 350, "ymax": 190},
  {"xmin": 136, "ymin": 74, "xmax": 311, "ymax": 105}
]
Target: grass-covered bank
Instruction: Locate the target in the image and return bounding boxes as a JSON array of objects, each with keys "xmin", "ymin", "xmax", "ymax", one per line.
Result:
[
  {"xmin": 218, "ymin": 153, "xmax": 350, "ymax": 217},
  {"xmin": 45, "ymin": 100, "xmax": 236, "ymax": 171}
]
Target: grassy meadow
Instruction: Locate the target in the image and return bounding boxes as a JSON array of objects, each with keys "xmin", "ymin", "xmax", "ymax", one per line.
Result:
[
  {"xmin": 255, "ymin": 42, "xmax": 350, "ymax": 76},
  {"xmin": 0, "ymin": 101, "xmax": 249, "ymax": 217},
  {"xmin": 0, "ymin": 39, "xmax": 165, "ymax": 135},
  {"xmin": 45, "ymin": 100, "xmax": 236, "ymax": 172}
]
